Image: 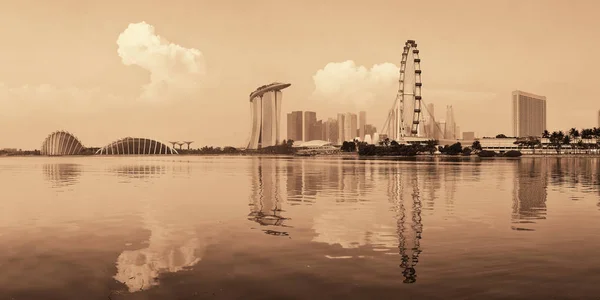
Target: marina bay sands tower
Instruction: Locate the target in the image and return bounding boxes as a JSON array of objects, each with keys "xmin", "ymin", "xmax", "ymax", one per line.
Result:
[{"xmin": 246, "ymin": 82, "xmax": 291, "ymax": 149}]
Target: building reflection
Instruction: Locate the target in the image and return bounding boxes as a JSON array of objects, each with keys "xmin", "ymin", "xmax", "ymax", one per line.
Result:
[
  {"xmin": 309, "ymin": 161, "xmax": 425, "ymax": 283},
  {"xmin": 511, "ymin": 159, "xmax": 548, "ymax": 231},
  {"xmin": 248, "ymin": 158, "xmax": 290, "ymax": 236},
  {"xmin": 110, "ymin": 164, "xmax": 167, "ymax": 179},
  {"xmin": 42, "ymin": 163, "xmax": 82, "ymax": 187}
]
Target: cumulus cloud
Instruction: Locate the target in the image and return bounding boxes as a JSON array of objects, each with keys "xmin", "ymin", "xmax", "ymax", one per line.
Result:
[
  {"xmin": 312, "ymin": 60, "xmax": 399, "ymax": 108},
  {"xmin": 116, "ymin": 22, "xmax": 207, "ymax": 101}
]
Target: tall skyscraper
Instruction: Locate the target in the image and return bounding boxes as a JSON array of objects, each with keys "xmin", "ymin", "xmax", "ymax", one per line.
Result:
[
  {"xmin": 314, "ymin": 120, "xmax": 324, "ymax": 140},
  {"xmin": 512, "ymin": 90, "xmax": 547, "ymax": 138},
  {"xmin": 359, "ymin": 111, "xmax": 367, "ymax": 141},
  {"xmin": 436, "ymin": 121, "xmax": 446, "ymax": 140},
  {"xmin": 364, "ymin": 124, "xmax": 377, "ymax": 137},
  {"xmin": 326, "ymin": 118, "xmax": 339, "ymax": 143},
  {"xmin": 343, "ymin": 113, "xmax": 357, "ymax": 142},
  {"xmin": 426, "ymin": 103, "xmax": 436, "ymax": 139},
  {"xmin": 337, "ymin": 114, "xmax": 346, "ymax": 144},
  {"xmin": 445, "ymin": 105, "xmax": 456, "ymax": 139},
  {"xmin": 247, "ymin": 82, "xmax": 291, "ymax": 149},
  {"xmin": 304, "ymin": 111, "xmax": 317, "ymax": 141},
  {"xmin": 286, "ymin": 111, "xmax": 303, "ymax": 142},
  {"xmin": 351, "ymin": 114, "xmax": 358, "ymax": 140}
]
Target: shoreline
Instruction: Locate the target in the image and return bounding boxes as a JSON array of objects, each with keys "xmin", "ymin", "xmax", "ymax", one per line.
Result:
[{"xmin": 3, "ymin": 153, "xmax": 600, "ymax": 158}]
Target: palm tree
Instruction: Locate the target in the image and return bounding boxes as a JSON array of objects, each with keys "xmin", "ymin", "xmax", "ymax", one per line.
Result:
[
  {"xmin": 577, "ymin": 140, "xmax": 585, "ymax": 154},
  {"xmin": 562, "ymin": 135, "xmax": 571, "ymax": 154},
  {"xmin": 542, "ymin": 130, "xmax": 550, "ymax": 138},
  {"xmin": 550, "ymin": 131, "xmax": 565, "ymax": 154},
  {"xmin": 569, "ymin": 128, "xmax": 580, "ymax": 139},
  {"xmin": 528, "ymin": 137, "xmax": 541, "ymax": 154}
]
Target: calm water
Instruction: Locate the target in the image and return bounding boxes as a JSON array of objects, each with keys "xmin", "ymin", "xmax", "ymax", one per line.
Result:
[{"xmin": 1, "ymin": 156, "xmax": 600, "ymax": 300}]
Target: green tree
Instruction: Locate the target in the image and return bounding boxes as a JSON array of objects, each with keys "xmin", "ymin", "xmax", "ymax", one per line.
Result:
[{"xmin": 471, "ymin": 140, "xmax": 482, "ymax": 151}]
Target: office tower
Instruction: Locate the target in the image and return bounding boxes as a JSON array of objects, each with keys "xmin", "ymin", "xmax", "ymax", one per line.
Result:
[
  {"xmin": 247, "ymin": 82, "xmax": 291, "ymax": 149},
  {"xmin": 359, "ymin": 111, "xmax": 367, "ymax": 140},
  {"xmin": 344, "ymin": 113, "xmax": 357, "ymax": 142},
  {"xmin": 287, "ymin": 113, "xmax": 293, "ymax": 142},
  {"xmin": 426, "ymin": 103, "xmax": 436, "ymax": 139},
  {"xmin": 286, "ymin": 111, "xmax": 303, "ymax": 142},
  {"xmin": 337, "ymin": 113, "xmax": 346, "ymax": 144},
  {"xmin": 326, "ymin": 118, "xmax": 339, "ymax": 144},
  {"xmin": 364, "ymin": 124, "xmax": 375, "ymax": 138},
  {"xmin": 351, "ymin": 114, "xmax": 358, "ymax": 140},
  {"xmin": 314, "ymin": 120, "xmax": 324, "ymax": 140},
  {"xmin": 512, "ymin": 90, "xmax": 547, "ymax": 138},
  {"xmin": 436, "ymin": 121, "xmax": 446, "ymax": 140},
  {"xmin": 304, "ymin": 111, "xmax": 317, "ymax": 141},
  {"xmin": 445, "ymin": 105, "xmax": 456, "ymax": 139},
  {"xmin": 463, "ymin": 132, "xmax": 475, "ymax": 140}
]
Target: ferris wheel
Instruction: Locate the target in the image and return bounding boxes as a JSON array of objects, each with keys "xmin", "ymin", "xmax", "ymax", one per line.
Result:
[{"xmin": 382, "ymin": 40, "xmax": 423, "ymax": 141}]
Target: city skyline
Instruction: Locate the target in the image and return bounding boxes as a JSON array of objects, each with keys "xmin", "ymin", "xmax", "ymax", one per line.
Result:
[
  {"xmin": 1, "ymin": 0, "xmax": 600, "ymax": 149},
  {"xmin": 286, "ymin": 109, "xmax": 377, "ymax": 144}
]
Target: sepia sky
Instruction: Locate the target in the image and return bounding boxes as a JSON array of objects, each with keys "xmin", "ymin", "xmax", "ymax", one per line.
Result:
[{"xmin": 0, "ymin": 0, "xmax": 599, "ymax": 149}]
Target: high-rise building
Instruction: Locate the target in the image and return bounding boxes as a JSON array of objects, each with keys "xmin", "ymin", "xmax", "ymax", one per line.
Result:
[
  {"xmin": 512, "ymin": 90, "xmax": 546, "ymax": 138},
  {"xmin": 436, "ymin": 121, "xmax": 446, "ymax": 140},
  {"xmin": 313, "ymin": 120, "xmax": 324, "ymax": 140},
  {"xmin": 286, "ymin": 111, "xmax": 303, "ymax": 142},
  {"xmin": 426, "ymin": 103, "xmax": 437, "ymax": 139},
  {"xmin": 364, "ymin": 124, "xmax": 377, "ymax": 138},
  {"xmin": 343, "ymin": 113, "xmax": 357, "ymax": 142},
  {"xmin": 598, "ymin": 110, "xmax": 600, "ymax": 128},
  {"xmin": 359, "ymin": 111, "xmax": 367, "ymax": 141},
  {"xmin": 325, "ymin": 118, "xmax": 339, "ymax": 144},
  {"xmin": 351, "ymin": 114, "xmax": 358, "ymax": 140},
  {"xmin": 337, "ymin": 113, "xmax": 345, "ymax": 144},
  {"xmin": 304, "ymin": 111, "xmax": 317, "ymax": 141},
  {"xmin": 247, "ymin": 82, "xmax": 291, "ymax": 149},
  {"xmin": 445, "ymin": 105, "xmax": 456, "ymax": 139}
]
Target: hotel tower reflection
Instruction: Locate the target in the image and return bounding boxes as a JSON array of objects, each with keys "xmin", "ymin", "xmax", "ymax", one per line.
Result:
[
  {"xmin": 248, "ymin": 158, "xmax": 290, "ymax": 236},
  {"xmin": 512, "ymin": 160, "xmax": 548, "ymax": 231}
]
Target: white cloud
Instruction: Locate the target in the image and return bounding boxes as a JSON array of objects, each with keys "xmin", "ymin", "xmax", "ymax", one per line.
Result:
[
  {"xmin": 116, "ymin": 22, "xmax": 207, "ymax": 101},
  {"xmin": 311, "ymin": 60, "xmax": 399, "ymax": 109},
  {"xmin": 0, "ymin": 21, "xmax": 207, "ymax": 117}
]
